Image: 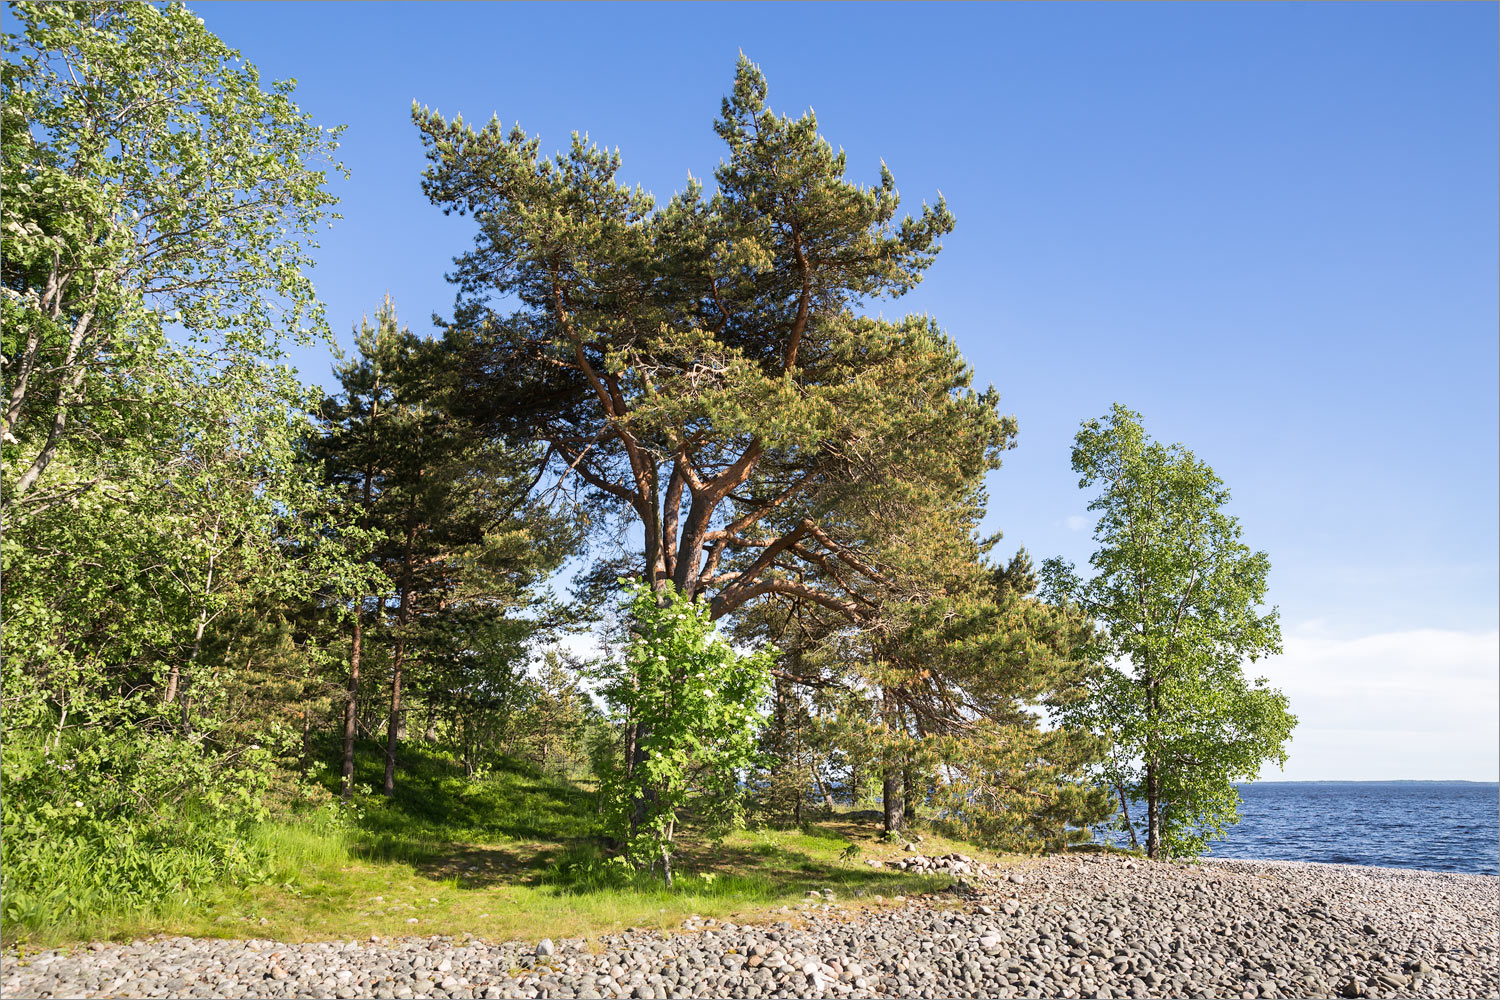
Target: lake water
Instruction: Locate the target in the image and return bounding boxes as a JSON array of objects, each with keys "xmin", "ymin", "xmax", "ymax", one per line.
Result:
[{"xmin": 1095, "ymin": 781, "xmax": 1500, "ymax": 875}]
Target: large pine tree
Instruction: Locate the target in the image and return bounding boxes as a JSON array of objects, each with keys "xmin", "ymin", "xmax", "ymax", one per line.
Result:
[{"xmin": 415, "ymin": 56, "xmax": 1011, "ymax": 619}]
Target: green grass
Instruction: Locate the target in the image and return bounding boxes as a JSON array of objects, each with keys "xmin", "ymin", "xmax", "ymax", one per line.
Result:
[{"xmin": 7, "ymin": 742, "xmax": 1022, "ymax": 948}]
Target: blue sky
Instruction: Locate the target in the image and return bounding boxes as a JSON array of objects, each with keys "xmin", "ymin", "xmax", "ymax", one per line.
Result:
[{"xmin": 194, "ymin": 2, "xmax": 1498, "ymax": 780}]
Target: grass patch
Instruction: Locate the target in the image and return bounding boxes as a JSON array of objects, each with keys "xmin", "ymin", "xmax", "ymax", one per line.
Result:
[{"xmin": 5, "ymin": 743, "xmax": 1021, "ymax": 948}]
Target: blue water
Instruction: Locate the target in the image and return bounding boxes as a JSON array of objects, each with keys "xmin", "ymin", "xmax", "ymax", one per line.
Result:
[{"xmin": 1096, "ymin": 781, "xmax": 1500, "ymax": 875}]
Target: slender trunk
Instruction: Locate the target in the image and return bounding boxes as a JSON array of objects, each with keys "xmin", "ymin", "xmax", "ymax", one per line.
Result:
[
  {"xmin": 341, "ymin": 597, "xmax": 362, "ymax": 800},
  {"xmin": 1144, "ymin": 678, "xmax": 1162, "ymax": 858},
  {"xmin": 345, "ymin": 379, "xmax": 379, "ymax": 801},
  {"xmin": 163, "ymin": 661, "xmax": 181, "ymax": 705},
  {"xmin": 383, "ymin": 598, "xmax": 408, "ymax": 796},
  {"xmin": 903, "ymin": 762, "xmax": 918, "ymax": 819},
  {"xmin": 46, "ymin": 692, "xmax": 68, "ymax": 757},
  {"xmin": 1145, "ymin": 759, "xmax": 1161, "ymax": 859},
  {"xmin": 167, "ymin": 516, "xmax": 221, "ymax": 734},
  {"xmin": 811, "ymin": 763, "xmax": 835, "ymax": 815},
  {"xmin": 383, "ymin": 634, "xmax": 404, "ymax": 795},
  {"xmin": 661, "ymin": 818, "xmax": 675, "ymax": 887},
  {"xmin": 1115, "ymin": 782, "xmax": 1141, "ymax": 851},
  {"xmin": 179, "ymin": 604, "xmax": 210, "ymax": 734},
  {"xmin": 881, "ymin": 688, "xmax": 904, "ymax": 835},
  {"xmin": 3, "ymin": 320, "xmax": 43, "ymax": 437},
  {"xmin": 384, "ymin": 513, "xmax": 417, "ymax": 796},
  {"xmin": 12, "ymin": 278, "xmax": 100, "ymax": 499},
  {"xmin": 3, "ymin": 257, "xmax": 66, "ymax": 437}
]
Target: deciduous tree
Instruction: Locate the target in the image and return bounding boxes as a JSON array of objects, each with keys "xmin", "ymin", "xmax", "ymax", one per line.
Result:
[
  {"xmin": 1, "ymin": 0, "xmax": 343, "ymax": 499},
  {"xmin": 594, "ymin": 583, "xmax": 773, "ymax": 885},
  {"xmin": 1043, "ymin": 405, "xmax": 1296, "ymax": 858}
]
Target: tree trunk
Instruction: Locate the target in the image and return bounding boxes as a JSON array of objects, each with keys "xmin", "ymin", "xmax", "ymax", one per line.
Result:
[
  {"xmin": 1145, "ymin": 760, "xmax": 1161, "ymax": 859},
  {"xmin": 902, "ymin": 762, "xmax": 917, "ymax": 823},
  {"xmin": 882, "ymin": 765, "xmax": 905, "ymax": 835},
  {"xmin": 881, "ymin": 688, "xmax": 905, "ymax": 835},
  {"xmin": 811, "ymin": 762, "xmax": 835, "ymax": 815},
  {"xmin": 345, "ymin": 389, "xmax": 378, "ymax": 801},
  {"xmin": 383, "ymin": 515, "xmax": 418, "ymax": 796},
  {"xmin": 11, "ymin": 278, "xmax": 100, "ymax": 499},
  {"xmin": 384, "ymin": 627, "xmax": 406, "ymax": 796},
  {"xmin": 1115, "ymin": 781, "xmax": 1140, "ymax": 851},
  {"xmin": 342, "ymin": 596, "xmax": 362, "ymax": 801}
]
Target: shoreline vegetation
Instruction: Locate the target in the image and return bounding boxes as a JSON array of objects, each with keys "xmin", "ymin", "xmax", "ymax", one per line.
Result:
[
  {"xmin": 5, "ymin": 745, "xmax": 1493, "ymax": 953},
  {"xmin": 5, "ymin": 854, "xmax": 1495, "ymax": 999}
]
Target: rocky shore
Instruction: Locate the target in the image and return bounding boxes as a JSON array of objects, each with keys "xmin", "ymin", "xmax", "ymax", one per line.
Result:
[{"xmin": 4, "ymin": 855, "xmax": 1496, "ymax": 999}]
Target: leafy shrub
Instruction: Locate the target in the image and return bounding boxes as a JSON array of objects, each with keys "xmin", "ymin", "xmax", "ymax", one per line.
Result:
[
  {"xmin": 1, "ymin": 720, "xmax": 276, "ymax": 931},
  {"xmin": 592, "ymin": 582, "xmax": 774, "ymax": 885}
]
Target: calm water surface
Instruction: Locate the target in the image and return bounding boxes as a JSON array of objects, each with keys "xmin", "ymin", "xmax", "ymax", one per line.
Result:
[{"xmin": 1098, "ymin": 781, "xmax": 1499, "ymax": 875}]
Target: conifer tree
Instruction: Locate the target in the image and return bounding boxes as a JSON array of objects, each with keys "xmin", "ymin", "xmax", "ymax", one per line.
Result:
[
  {"xmin": 415, "ymin": 56, "xmax": 1011, "ymax": 621},
  {"xmin": 315, "ymin": 301, "xmax": 579, "ymax": 794}
]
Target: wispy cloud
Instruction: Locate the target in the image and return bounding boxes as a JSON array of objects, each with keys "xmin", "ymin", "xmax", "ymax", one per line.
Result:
[{"xmin": 1064, "ymin": 514, "xmax": 1091, "ymax": 533}]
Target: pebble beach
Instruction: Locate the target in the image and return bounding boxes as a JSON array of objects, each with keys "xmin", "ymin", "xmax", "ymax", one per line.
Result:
[{"xmin": 5, "ymin": 854, "xmax": 1496, "ymax": 999}]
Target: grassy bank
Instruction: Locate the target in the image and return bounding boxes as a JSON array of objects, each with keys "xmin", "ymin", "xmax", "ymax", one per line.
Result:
[{"xmin": 7, "ymin": 744, "xmax": 1020, "ymax": 948}]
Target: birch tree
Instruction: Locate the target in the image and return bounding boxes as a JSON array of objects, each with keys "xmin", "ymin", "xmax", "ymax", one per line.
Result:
[{"xmin": 1043, "ymin": 405, "xmax": 1296, "ymax": 858}]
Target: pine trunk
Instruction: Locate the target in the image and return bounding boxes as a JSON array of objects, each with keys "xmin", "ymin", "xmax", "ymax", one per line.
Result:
[
  {"xmin": 883, "ymin": 766, "xmax": 905, "ymax": 834},
  {"xmin": 342, "ymin": 598, "xmax": 362, "ymax": 800},
  {"xmin": 383, "ymin": 639, "xmax": 404, "ymax": 796},
  {"xmin": 383, "ymin": 520, "xmax": 417, "ymax": 796}
]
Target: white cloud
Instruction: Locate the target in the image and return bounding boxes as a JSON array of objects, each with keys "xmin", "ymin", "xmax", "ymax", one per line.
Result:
[
  {"xmin": 1064, "ymin": 514, "xmax": 1091, "ymax": 533},
  {"xmin": 1253, "ymin": 627, "xmax": 1499, "ymax": 781}
]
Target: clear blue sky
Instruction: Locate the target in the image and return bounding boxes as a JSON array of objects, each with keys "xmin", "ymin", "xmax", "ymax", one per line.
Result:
[{"xmin": 194, "ymin": 2, "xmax": 1498, "ymax": 779}]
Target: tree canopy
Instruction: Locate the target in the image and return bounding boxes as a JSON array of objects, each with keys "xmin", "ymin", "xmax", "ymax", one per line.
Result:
[{"xmin": 415, "ymin": 55, "xmax": 1012, "ymax": 622}]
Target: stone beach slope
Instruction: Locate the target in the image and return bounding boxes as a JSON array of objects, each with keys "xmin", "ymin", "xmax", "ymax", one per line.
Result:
[{"xmin": 4, "ymin": 854, "xmax": 1496, "ymax": 999}]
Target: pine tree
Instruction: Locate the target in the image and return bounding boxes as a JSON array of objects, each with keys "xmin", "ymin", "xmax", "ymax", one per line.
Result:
[
  {"xmin": 315, "ymin": 300, "xmax": 579, "ymax": 794},
  {"xmin": 415, "ymin": 56, "xmax": 1011, "ymax": 622}
]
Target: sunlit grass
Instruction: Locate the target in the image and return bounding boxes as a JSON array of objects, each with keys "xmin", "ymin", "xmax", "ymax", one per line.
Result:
[{"xmin": 5, "ymin": 744, "xmax": 1021, "ymax": 949}]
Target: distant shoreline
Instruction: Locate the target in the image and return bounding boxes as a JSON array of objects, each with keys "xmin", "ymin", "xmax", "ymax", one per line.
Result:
[
  {"xmin": 1242, "ymin": 778, "xmax": 1500, "ymax": 784},
  {"xmin": 1202, "ymin": 856, "xmax": 1500, "ymax": 879}
]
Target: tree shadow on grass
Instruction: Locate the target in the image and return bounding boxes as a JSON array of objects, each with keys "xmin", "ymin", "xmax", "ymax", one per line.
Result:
[
  {"xmin": 539, "ymin": 835, "xmax": 950, "ymax": 899},
  {"xmin": 377, "ymin": 842, "xmax": 564, "ymax": 888},
  {"xmin": 328, "ymin": 740, "xmax": 599, "ymax": 880},
  {"xmin": 318, "ymin": 741, "xmax": 950, "ymax": 901}
]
